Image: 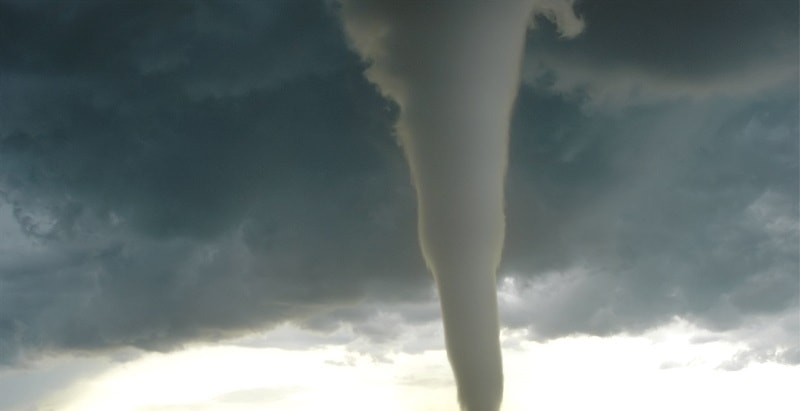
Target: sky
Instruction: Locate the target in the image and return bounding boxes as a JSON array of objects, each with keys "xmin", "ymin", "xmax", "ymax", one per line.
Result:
[{"xmin": 0, "ymin": 0, "xmax": 798, "ymax": 410}]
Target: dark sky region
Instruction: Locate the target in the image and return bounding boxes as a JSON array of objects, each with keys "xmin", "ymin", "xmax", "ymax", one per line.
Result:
[{"xmin": 0, "ymin": 0, "xmax": 797, "ymax": 376}]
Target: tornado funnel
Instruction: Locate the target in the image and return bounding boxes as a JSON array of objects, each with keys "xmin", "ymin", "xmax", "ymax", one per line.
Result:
[{"xmin": 339, "ymin": 1, "xmax": 582, "ymax": 410}]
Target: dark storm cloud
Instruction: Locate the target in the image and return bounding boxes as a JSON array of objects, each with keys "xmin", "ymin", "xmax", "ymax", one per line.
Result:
[
  {"xmin": 523, "ymin": 0, "xmax": 798, "ymax": 106},
  {"xmin": 0, "ymin": 0, "xmax": 797, "ymax": 367},
  {"xmin": 502, "ymin": 0, "xmax": 798, "ymax": 361},
  {"xmin": 0, "ymin": 0, "xmax": 428, "ymax": 364}
]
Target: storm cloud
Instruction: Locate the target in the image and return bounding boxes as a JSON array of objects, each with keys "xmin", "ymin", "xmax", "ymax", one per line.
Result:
[{"xmin": 0, "ymin": 0, "xmax": 797, "ymax": 369}]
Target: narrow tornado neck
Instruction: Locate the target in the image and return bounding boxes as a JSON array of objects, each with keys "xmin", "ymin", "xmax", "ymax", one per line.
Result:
[{"xmin": 339, "ymin": 2, "xmax": 538, "ymax": 410}]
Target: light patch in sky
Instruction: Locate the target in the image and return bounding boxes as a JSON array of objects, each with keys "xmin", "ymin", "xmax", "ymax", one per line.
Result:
[
  {"xmin": 58, "ymin": 347, "xmax": 389, "ymax": 410},
  {"xmin": 17, "ymin": 319, "xmax": 798, "ymax": 411}
]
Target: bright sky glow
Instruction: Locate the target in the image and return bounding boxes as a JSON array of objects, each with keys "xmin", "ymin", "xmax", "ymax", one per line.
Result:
[{"xmin": 16, "ymin": 319, "xmax": 797, "ymax": 411}]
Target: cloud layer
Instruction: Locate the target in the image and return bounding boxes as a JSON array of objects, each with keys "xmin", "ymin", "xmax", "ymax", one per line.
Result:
[{"xmin": 0, "ymin": 0, "xmax": 797, "ymax": 367}]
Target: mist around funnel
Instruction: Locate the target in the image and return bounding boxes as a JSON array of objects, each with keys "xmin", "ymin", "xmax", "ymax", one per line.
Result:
[{"xmin": 339, "ymin": 1, "xmax": 583, "ymax": 410}]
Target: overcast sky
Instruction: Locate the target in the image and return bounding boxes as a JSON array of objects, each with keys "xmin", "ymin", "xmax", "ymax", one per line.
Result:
[{"xmin": 0, "ymin": 0, "xmax": 798, "ymax": 409}]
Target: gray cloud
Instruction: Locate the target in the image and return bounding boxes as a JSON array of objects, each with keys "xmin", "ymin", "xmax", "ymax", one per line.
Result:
[
  {"xmin": 523, "ymin": 0, "xmax": 798, "ymax": 108},
  {"xmin": 501, "ymin": 88, "xmax": 798, "ymax": 363},
  {"xmin": 0, "ymin": 0, "xmax": 797, "ymax": 370},
  {"xmin": 0, "ymin": 354, "xmax": 110, "ymax": 411},
  {"xmin": 500, "ymin": 4, "xmax": 798, "ymax": 357},
  {"xmin": 0, "ymin": 0, "xmax": 428, "ymax": 365}
]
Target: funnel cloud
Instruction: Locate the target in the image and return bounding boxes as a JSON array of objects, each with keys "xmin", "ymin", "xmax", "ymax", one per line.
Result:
[{"xmin": 339, "ymin": 1, "xmax": 583, "ymax": 409}]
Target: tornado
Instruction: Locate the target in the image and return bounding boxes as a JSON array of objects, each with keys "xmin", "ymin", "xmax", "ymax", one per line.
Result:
[{"xmin": 339, "ymin": 1, "xmax": 582, "ymax": 410}]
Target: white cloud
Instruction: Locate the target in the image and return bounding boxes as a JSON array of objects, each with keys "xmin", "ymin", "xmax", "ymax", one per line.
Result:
[{"xmin": 529, "ymin": 0, "xmax": 585, "ymax": 38}]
